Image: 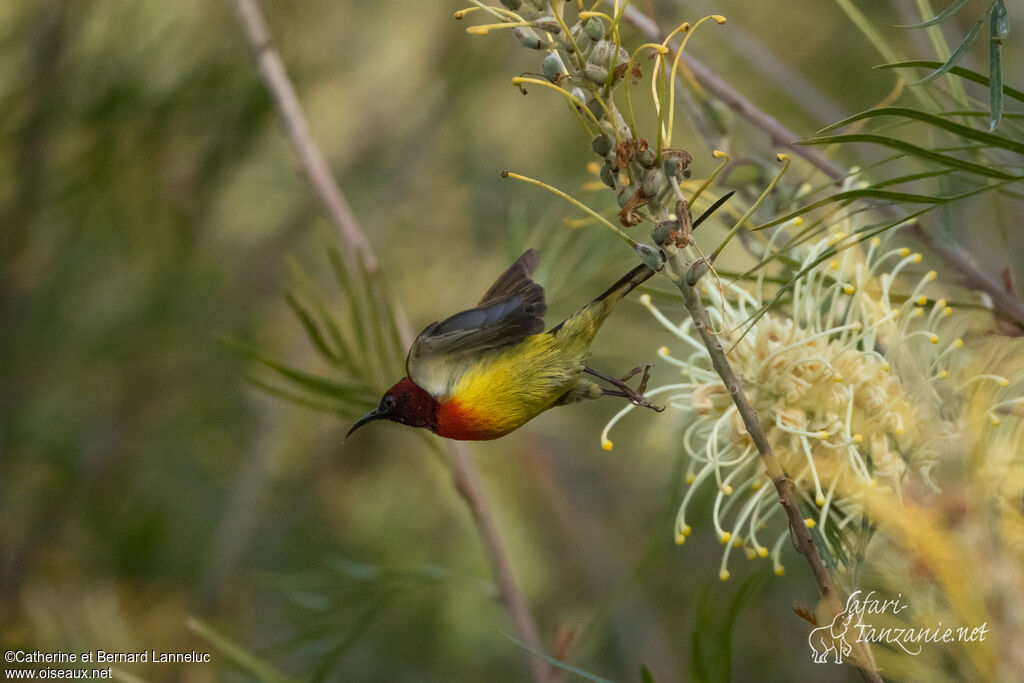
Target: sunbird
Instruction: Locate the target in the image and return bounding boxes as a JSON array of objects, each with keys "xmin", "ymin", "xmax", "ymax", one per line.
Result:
[{"xmin": 346, "ymin": 250, "xmax": 663, "ymax": 441}]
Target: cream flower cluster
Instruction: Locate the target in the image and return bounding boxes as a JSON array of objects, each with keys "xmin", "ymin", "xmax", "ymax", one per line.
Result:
[{"xmin": 603, "ymin": 228, "xmax": 966, "ymax": 579}]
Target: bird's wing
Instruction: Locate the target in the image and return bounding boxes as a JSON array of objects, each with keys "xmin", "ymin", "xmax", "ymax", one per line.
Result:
[{"xmin": 406, "ymin": 250, "xmax": 547, "ymax": 383}]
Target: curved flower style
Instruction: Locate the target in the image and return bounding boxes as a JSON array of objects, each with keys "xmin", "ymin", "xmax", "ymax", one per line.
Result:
[{"xmin": 602, "ymin": 227, "xmax": 972, "ymax": 580}]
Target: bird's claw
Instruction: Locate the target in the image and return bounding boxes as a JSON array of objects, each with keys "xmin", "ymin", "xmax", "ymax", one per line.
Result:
[{"xmin": 587, "ymin": 363, "xmax": 665, "ymax": 412}]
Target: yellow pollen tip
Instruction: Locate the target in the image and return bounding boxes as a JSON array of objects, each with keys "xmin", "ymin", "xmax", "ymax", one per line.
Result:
[
  {"xmin": 745, "ymin": 548, "xmax": 757, "ymax": 559},
  {"xmin": 758, "ymin": 547, "xmax": 769, "ymax": 558},
  {"xmin": 871, "ymin": 237, "xmax": 881, "ymax": 247},
  {"xmin": 895, "ymin": 427, "xmax": 905, "ymax": 435},
  {"xmin": 916, "ymin": 295, "xmax": 928, "ymax": 305},
  {"xmin": 712, "ymin": 14, "xmax": 727, "ymax": 24},
  {"xmin": 804, "ymin": 518, "xmax": 816, "ymax": 529},
  {"xmin": 638, "ymin": 294, "xmax": 652, "ymax": 305},
  {"xmin": 898, "ymin": 248, "xmax": 911, "ymax": 257},
  {"xmin": 658, "ymin": 346, "xmax": 670, "ymax": 355},
  {"xmin": 929, "ymin": 334, "xmax": 939, "ymax": 344},
  {"xmin": 751, "ymin": 480, "xmax": 762, "ymax": 490},
  {"xmin": 775, "ymin": 153, "xmax": 789, "ymax": 162},
  {"xmin": 936, "ymin": 298, "xmax": 947, "ymax": 307},
  {"xmin": 924, "ymin": 269, "xmax": 936, "ymax": 279},
  {"xmin": 853, "ymin": 434, "xmax": 863, "ymax": 443},
  {"xmin": 843, "ymin": 284, "xmax": 855, "ymax": 294},
  {"xmin": 719, "ymin": 569, "xmax": 731, "ymax": 581},
  {"xmin": 991, "ymin": 415, "xmax": 1001, "ymax": 426},
  {"xmin": 721, "ymin": 485, "xmax": 734, "ymax": 495},
  {"xmin": 815, "ymin": 494, "xmax": 826, "ymax": 506},
  {"xmin": 602, "ymin": 439, "xmax": 613, "ymax": 451},
  {"xmin": 720, "ymin": 532, "xmax": 732, "ymax": 544},
  {"xmin": 998, "ymin": 377, "xmax": 1010, "ymax": 387},
  {"xmin": 882, "ymin": 363, "xmax": 891, "ymax": 372},
  {"xmin": 681, "ymin": 524, "xmax": 692, "ymax": 536},
  {"xmin": 818, "ymin": 430, "xmax": 829, "ymax": 439},
  {"xmin": 910, "ymin": 253, "xmax": 923, "ymax": 263},
  {"xmin": 774, "ymin": 566, "xmax": 786, "ymax": 576},
  {"xmin": 685, "ymin": 473, "xmax": 696, "ymax": 484},
  {"xmin": 943, "ymin": 307, "xmax": 953, "ymax": 317},
  {"xmin": 733, "ymin": 537, "xmax": 744, "ymax": 547},
  {"xmin": 712, "ymin": 149, "xmax": 727, "ymax": 158},
  {"xmin": 912, "ymin": 308, "xmax": 925, "ymax": 318},
  {"xmin": 953, "ymin": 338, "xmax": 964, "ymax": 348},
  {"xmin": 453, "ymin": 10, "xmax": 465, "ymax": 19},
  {"xmin": 793, "ymin": 217, "xmax": 804, "ymax": 227},
  {"xmin": 892, "ymin": 308, "xmax": 902, "ymax": 318},
  {"xmin": 675, "ymin": 534, "xmax": 686, "ymax": 545},
  {"xmin": 829, "ymin": 260, "xmax": 840, "ymax": 271},
  {"xmin": 834, "ymin": 374, "xmax": 843, "ymax": 383},
  {"xmin": 937, "ymin": 370, "xmax": 949, "ymax": 379}
]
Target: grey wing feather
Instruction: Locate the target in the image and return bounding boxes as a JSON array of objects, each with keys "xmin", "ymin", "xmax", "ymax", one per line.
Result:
[{"xmin": 406, "ymin": 250, "xmax": 547, "ymax": 379}]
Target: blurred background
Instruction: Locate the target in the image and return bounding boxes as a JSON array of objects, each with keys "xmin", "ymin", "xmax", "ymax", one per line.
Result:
[{"xmin": 1, "ymin": 1, "xmax": 1020, "ymax": 681}]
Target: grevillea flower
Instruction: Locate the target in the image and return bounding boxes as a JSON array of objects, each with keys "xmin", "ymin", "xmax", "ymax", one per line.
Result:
[{"xmin": 601, "ymin": 225, "xmax": 984, "ymax": 580}]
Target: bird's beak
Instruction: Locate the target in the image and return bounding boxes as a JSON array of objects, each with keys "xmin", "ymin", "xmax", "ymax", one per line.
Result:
[{"xmin": 346, "ymin": 408, "xmax": 385, "ymax": 439}]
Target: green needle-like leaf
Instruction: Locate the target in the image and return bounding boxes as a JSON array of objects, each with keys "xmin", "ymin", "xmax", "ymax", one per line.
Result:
[
  {"xmin": 894, "ymin": 0, "xmax": 970, "ymax": 29},
  {"xmin": 797, "ymin": 133, "xmax": 1021, "ymax": 179},
  {"xmin": 877, "ymin": 61, "xmax": 1024, "ymax": 103},
  {"xmin": 818, "ymin": 107, "xmax": 1024, "ymax": 155},
  {"xmin": 912, "ymin": 4, "xmax": 993, "ymax": 85}
]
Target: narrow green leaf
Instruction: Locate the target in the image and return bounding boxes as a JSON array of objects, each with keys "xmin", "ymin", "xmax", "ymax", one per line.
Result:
[
  {"xmin": 285, "ymin": 290, "xmax": 341, "ymax": 364},
  {"xmin": 188, "ymin": 618, "xmax": 299, "ymax": 683},
  {"xmin": 894, "ymin": 0, "xmax": 970, "ymax": 29},
  {"xmin": 499, "ymin": 632, "xmax": 615, "ymax": 683},
  {"xmin": 990, "ymin": 2, "xmax": 1006, "ymax": 130},
  {"xmin": 221, "ymin": 335, "xmax": 369, "ymax": 402},
  {"xmin": 877, "ymin": 61, "xmax": 1024, "ymax": 103},
  {"xmin": 244, "ymin": 374, "xmax": 367, "ymax": 416},
  {"xmin": 818, "ymin": 106, "xmax": 1024, "ymax": 155},
  {"xmin": 796, "ymin": 133, "xmax": 1020, "ymax": 179},
  {"xmin": 912, "ymin": 5, "xmax": 992, "ymax": 85},
  {"xmin": 753, "ymin": 184, "xmax": 992, "ymax": 231}
]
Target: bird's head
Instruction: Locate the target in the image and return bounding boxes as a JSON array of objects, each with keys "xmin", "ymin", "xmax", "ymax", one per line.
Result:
[{"xmin": 346, "ymin": 377, "xmax": 438, "ymax": 438}]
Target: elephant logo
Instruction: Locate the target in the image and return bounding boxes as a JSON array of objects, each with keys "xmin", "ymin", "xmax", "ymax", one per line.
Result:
[{"xmin": 808, "ymin": 609, "xmax": 853, "ymax": 664}]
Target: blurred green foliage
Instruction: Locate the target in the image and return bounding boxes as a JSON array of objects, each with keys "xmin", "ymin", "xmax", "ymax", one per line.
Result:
[{"xmin": 1, "ymin": 0, "xmax": 1019, "ymax": 681}]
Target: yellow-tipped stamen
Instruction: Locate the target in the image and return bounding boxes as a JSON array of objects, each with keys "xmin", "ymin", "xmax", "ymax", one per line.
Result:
[
  {"xmin": 688, "ymin": 150, "xmax": 730, "ymax": 206},
  {"xmin": 509, "ymin": 78, "xmax": 603, "ymax": 131},
  {"xmin": 664, "ymin": 15, "xmax": 727, "ymax": 148},
  {"xmin": 716, "ymin": 155, "xmax": 790, "ymax": 260},
  {"xmin": 502, "ymin": 171, "xmax": 637, "ymax": 247}
]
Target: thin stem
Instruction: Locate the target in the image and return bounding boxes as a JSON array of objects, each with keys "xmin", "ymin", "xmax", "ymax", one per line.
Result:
[
  {"xmin": 665, "ymin": 253, "xmax": 882, "ymax": 682},
  {"xmin": 231, "ymin": 2, "xmax": 553, "ymax": 681}
]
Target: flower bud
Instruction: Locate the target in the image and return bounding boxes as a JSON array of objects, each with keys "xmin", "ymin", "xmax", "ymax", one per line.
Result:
[
  {"xmin": 685, "ymin": 258, "xmax": 711, "ymax": 285},
  {"xmin": 591, "ymin": 135, "xmax": 612, "ymax": 156},
  {"xmin": 642, "ymin": 169, "xmax": 666, "ymax": 196},
  {"xmin": 541, "ymin": 53, "xmax": 563, "ymax": 82},
  {"xmin": 637, "ymin": 147, "xmax": 657, "ymax": 168},
  {"xmin": 600, "ymin": 162, "xmax": 616, "ymax": 189},
  {"xmin": 585, "ymin": 17, "xmax": 605, "ymax": 40},
  {"xmin": 582, "ymin": 63, "xmax": 608, "ymax": 84},
  {"xmin": 651, "ymin": 221, "xmax": 675, "ymax": 245}
]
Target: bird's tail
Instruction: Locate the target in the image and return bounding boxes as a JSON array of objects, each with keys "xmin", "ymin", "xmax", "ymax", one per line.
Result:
[{"xmin": 591, "ymin": 262, "xmax": 657, "ymax": 308}]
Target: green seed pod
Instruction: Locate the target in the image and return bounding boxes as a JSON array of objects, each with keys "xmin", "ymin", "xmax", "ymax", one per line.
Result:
[
  {"xmin": 651, "ymin": 221, "xmax": 675, "ymax": 245},
  {"xmin": 617, "ymin": 187, "xmax": 632, "ymax": 208},
  {"xmin": 636, "ymin": 243, "xmax": 662, "ymax": 271},
  {"xmin": 663, "ymin": 158, "xmax": 682, "ymax": 181},
  {"xmin": 541, "ymin": 53, "xmax": 563, "ymax": 82},
  {"xmin": 586, "ymin": 98, "xmax": 604, "ymax": 121},
  {"xmin": 584, "ymin": 17, "xmax": 605, "ymax": 40},
  {"xmin": 637, "ymin": 147, "xmax": 656, "ymax": 168},
  {"xmin": 582, "ymin": 63, "xmax": 608, "ymax": 84},
  {"xmin": 591, "ymin": 135, "xmax": 612, "ymax": 157},
  {"xmin": 514, "ymin": 28, "xmax": 544, "ymax": 49},
  {"xmin": 533, "ymin": 16, "xmax": 562, "ymax": 33},
  {"xmin": 591, "ymin": 40, "xmax": 615, "ymax": 67},
  {"xmin": 642, "ymin": 169, "xmax": 666, "ymax": 197},
  {"xmin": 600, "ymin": 162, "xmax": 616, "ymax": 189},
  {"xmin": 686, "ymin": 258, "xmax": 711, "ymax": 285}
]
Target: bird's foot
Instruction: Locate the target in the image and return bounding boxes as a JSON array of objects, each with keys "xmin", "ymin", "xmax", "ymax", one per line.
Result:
[{"xmin": 585, "ymin": 364, "xmax": 665, "ymax": 412}]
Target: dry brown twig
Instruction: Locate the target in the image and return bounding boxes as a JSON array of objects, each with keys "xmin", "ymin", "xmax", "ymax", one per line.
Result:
[{"xmin": 231, "ymin": 1, "xmax": 554, "ymax": 681}]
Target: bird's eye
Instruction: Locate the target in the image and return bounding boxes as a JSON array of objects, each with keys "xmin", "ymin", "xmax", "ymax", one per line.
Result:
[{"xmin": 382, "ymin": 395, "xmax": 397, "ymax": 410}]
